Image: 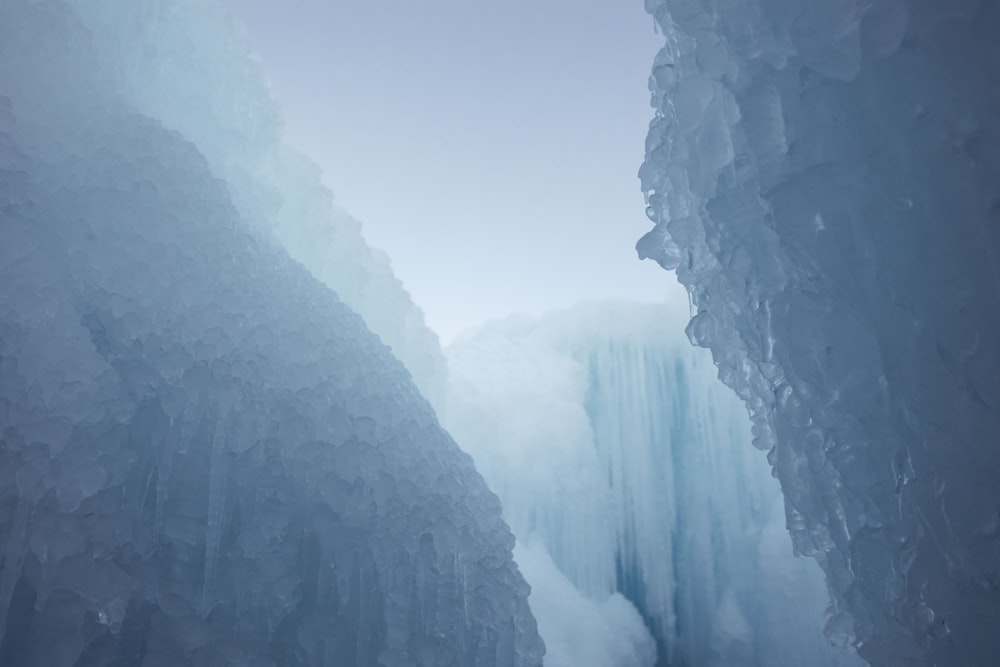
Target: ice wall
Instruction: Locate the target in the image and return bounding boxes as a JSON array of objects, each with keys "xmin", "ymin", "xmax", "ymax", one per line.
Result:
[
  {"xmin": 62, "ymin": 0, "xmax": 447, "ymax": 408},
  {"xmin": 445, "ymin": 301, "xmax": 862, "ymax": 667},
  {"xmin": 639, "ymin": 1, "xmax": 1000, "ymax": 664},
  {"xmin": 0, "ymin": 1, "xmax": 542, "ymax": 664}
]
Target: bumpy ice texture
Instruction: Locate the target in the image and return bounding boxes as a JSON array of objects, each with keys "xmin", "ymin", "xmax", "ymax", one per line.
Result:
[
  {"xmin": 0, "ymin": 1, "xmax": 543, "ymax": 665},
  {"xmin": 444, "ymin": 301, "xmax": 863, "ymax": 667},
  {"xmin": 66, "ymin": 0, "xmax": 449, "ymax": 409},
  {"xmin": 639, "ymin": 1, "xmax": 1000, "ymax": 665}
]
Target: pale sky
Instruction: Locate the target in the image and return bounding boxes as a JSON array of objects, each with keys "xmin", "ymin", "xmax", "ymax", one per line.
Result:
[{"xmin": 220, "ymin": 0, "xmax": 682, "ymax": 342}]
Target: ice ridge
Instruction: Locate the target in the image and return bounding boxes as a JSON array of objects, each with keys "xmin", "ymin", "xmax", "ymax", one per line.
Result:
[{"xmin": 0, "ymin": 1, "xmax": 543, "ymax": 664}]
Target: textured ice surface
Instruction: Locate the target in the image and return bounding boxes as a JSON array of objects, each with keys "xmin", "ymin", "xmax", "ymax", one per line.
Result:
[
  {"xmin": 0, "ymin": 1, "xmax": 542, "ymax": 665},
  {"xmin": 640, "ymin": 1, "xmax": 1000, "ymax": 665},
  {"xmin": 444, "ymin": 301, "xmax": 863, "ymax": 667},
  {"xmin": 64, "ymin": 0, "xmax": 448, "ymax": 409}
]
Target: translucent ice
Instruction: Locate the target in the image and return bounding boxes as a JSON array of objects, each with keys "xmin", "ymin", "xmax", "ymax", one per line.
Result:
[
  {"xmin": 640, "ymin": 1, "xmax": 1000, "ymax": 665},
  {"xmin": 0, "ymin": 1, "xmax": 541, "ymax": 664},
  {"xmin": 444, "ymin": 301, "xmax": 863, "ymax": 666},
  {"xmin": 65, "ymin": 0, "xmax": 448, "ymax": 409}
]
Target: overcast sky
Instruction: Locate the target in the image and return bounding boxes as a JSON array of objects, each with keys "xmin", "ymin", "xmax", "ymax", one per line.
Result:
[{"xmin": 219, "ymin": 0, "xmax": 681, "ymax": 342}]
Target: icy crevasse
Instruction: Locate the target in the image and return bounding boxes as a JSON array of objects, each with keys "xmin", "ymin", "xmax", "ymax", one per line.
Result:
[
  {"xmin": 445, "ymin": 301, "xmax": 862, "ymax": 667},
  {"xmin": 0, "ymin": 1, "xmax": 542, "ymax": 664},
  {"xmin": 639, "ymin": 1, "xmax": 1000, "ymax": 664}
]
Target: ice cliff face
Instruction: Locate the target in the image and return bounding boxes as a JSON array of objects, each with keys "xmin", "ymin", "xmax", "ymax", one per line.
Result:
[
  {"xmin": 0, "ymin": 2, "xmax": 542, "ymax": 665},
  {"xmin": 445, "ymin": 302, "xmax": 863, "ymax": 667},
  {"xmin": 65, "ymin": 0, "xmax": 448, "ymax": 409},
  {"xmin": 639, "ymin": 1, "xmax": 1000, "ymax": 664}
]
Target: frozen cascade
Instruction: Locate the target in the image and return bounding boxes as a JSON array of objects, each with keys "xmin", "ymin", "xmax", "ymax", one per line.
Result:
[
  {"xmin": 0, "ymin": 1, "xmax": 543, "ymax": 664},
  {"xmin": 640, "ymin": 1, "xmax": 1000, "ymax": 665},
  {"xmin": 64, "ymin": 0, "xmax": 448, "ymax": 409},
  {"xmin": 444, "ymin": 301, "xmax": 864, "ymax": 667}
]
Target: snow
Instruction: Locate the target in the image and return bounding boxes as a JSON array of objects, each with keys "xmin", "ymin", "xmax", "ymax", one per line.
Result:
[
  {"xmin": 640, "ymin": 1, "xmax": 1000, "ymax": 664},
  {"xmin": 514, "ymin": 541, "xmax": 657, "ymax": 667}
]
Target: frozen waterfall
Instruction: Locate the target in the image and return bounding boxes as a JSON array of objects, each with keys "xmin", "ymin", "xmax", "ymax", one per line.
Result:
[
  {"xmin": 0, "ymin": 1, "xmax": 541, "ymax": 664},
  {"xmin": 444, "ymin": 301, "xmax": 864, "ymax": 667},
  {"xmin": 5, "ymin": 0, "xmax": 995, "ymax": 664},
  {"xmin": 65, "ymin": 0, "xmax": 449, "ymax": 410},
  {"xmin": 639, "ymin": 1, "xmax": 1000, "ymax": 665}
]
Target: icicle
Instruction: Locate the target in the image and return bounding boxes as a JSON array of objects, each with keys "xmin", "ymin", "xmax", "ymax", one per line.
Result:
[
  {"xmin": 201, "ymin": 405, "xmax": 230, "ymax": 616},
  {"xmin": 445, "ymin": 301, "xmax": 862, "ymax": 666},
  {"xmin": 0, "ymin": 498, "xmax": 31, "ymax": 649}
]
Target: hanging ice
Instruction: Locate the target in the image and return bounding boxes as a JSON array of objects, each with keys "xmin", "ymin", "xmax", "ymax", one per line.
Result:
[
  {"xmin": 640, "ymin": 1, "xmax": 1000, "ymax": 665},
  {"xmin": 444, "ymin": 301, "xmax": 864, "ymax": 667},
  {"xmin": 0, "ymin": 1, "xmax": 542, "ymax": 664}
]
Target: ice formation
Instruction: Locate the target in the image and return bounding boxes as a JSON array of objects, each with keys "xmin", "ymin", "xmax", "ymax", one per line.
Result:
[
  {"xmin": 640, "ymin": 1, "xmax": 1000, "ymax": 665},
  {"xmin": 67, "ymin": 0, "xmax": 448, "ymax": 409},
  {"xmin": 444, "ymin": 301, "xmax": 863, "ymax": 667},
  {"xmin": 513, "ymin": 541, "xmax": 656, "ymax": 667},
  {"xmin": 0, "ymin": 1, "xmax": 542, "ymax": 664}
]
